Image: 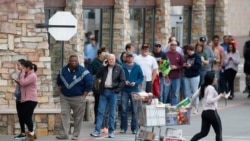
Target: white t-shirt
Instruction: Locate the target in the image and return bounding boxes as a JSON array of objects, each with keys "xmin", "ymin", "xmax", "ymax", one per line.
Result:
[{"xmin": 134, "ymin": 54, "xmax": 158, "ymax": 81}]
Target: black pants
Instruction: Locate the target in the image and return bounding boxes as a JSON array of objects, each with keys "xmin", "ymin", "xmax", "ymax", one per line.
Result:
[
  {"xmin": 19, "ymin": 101, "xmax": 37, "ymax": 132},
  {"xmin": 145, "ymin": 81, "xmax": 152, "ymax": 93},
  {"xmin": 225, "ymin": 68, "xmax": 237, "ymax": 97},
  {"xmin": 16, "ymin": 101, "xmax": 25, "ymax": 133},
  {"xmin": 191, "ymin": 110, "xmax": 222, "ymax": 141},
  {"xmin": 94, "ymin": 92, "xmax": 99, "ymax": 124}
]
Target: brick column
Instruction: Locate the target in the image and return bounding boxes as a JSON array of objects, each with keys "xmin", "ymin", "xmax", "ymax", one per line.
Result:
[
  {"xmin": 113, "ymin": 0, "xmax": 130, "ymax": 55},
  {"xmin": 214, "ymin": 0, "xmax": 228, "ymax": 38},
  {"xmin": 191, "ymin": 0, "xmax": 207, "ymax": 43},
  {"xmin": 64, "ymin": 0, "xmax": 84, "ymax": 64},
  {"xmin": 155, "ymin": 0, "xmax": 171, "ymax": 46}
]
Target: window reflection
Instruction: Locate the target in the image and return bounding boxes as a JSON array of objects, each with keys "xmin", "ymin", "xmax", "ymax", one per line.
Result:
[{"xmin": 129, "ymin": 8, "xmax": 154, "ymax": 52}]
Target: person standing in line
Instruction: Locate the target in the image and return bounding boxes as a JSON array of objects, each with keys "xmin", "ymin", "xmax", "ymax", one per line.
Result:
[
  {"xmin": 90, "ymin": 47, "xmax": 109, "ymax": 133},
  {"xmin": 242, "ymin": 40, "xmax": 250, "ymax": 94},
  {"xmin": 13, "ymin": 59, "xmax": 26, "ymax": 140},
  {"xmin": 134, "ymin": 43, "xmax": 158, "ymax": 92},
  {"xmin": 120, "ymin": 52, "xmax": 143, "ymax": 134},
  {"xmin": 190, "ymin": 71, "xmax": 225, "ymax": 141},
  {"xmin": 16, "ymin": 60, "xmax": 38, "ymax": 141},
  {"xmin": 224, "ymin": 43, "xmax": 240, "ymax": 100},
  {"xmin": 152, "ymin": 41, "xmax": 169, "ymax": 102},
  {"xmin": 195, "ymin": 42, "xmax": 209, "ymax": 86},
  {"xmin": 90, "ymin": 54, "xmax": 125, "ymax": 138},
  {"xmin": 243, "ymin": 40, "xmax": 250, "ymax": 98},
  {"xmin": 165, "ymin": 41, "xmax": 184, "ymax": 105},
  {"xmin": 56, "ymin": 55, "xmax": 93, "ymax": 140},
  {"xmin": 183, "ymin": 45, "xmax": 202, "ymax": 114},
  {"xmin": 84, "ymin": 34, "xmax": 99, "ymax": 72},
  {"xmin": 211, "ymin": 35, "xmax": 224, "ymax": 92}
]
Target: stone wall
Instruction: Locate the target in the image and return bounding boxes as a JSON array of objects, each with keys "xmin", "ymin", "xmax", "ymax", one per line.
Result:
[
  {"xmin": 214, "ymin": 0, "xmax": 227, "ymax": 38},
  {"xmin": 113, "ymin": 0, "xmax": 131, "ymax": 55},
  {"xmin": 154, "ymin": 0, "xmax": 171, "ymax": 46}
]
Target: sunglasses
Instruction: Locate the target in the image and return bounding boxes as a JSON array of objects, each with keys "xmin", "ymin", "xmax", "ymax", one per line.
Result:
[
  {"xmin": 90, "ymin": 38, "xmax": 95, "ymax": 40},
  {"xmin": 155, "ymin": 45, "xmax": 161, "ymax": 48},
  {"xmin": 170, "ymin": 44, "xmax": 177, "ymax": 46}
]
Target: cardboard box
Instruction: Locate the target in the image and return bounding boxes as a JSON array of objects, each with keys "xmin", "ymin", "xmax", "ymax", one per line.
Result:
[
  {"xmin": 138, "ymin": 105, "xmax": 165, "ymax": 126},
  {"xmin": 163, "ymin": 137, "xmax": 186, "ymax": 141},
  {"xmin": 138, "ymin": 129, "xmax": 155, "ymax": 141}
]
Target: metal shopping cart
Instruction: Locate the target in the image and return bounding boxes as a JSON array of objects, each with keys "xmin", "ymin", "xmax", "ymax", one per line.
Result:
[
  {"xmin": 131, "ymin": 92, "xmax": 165, "ymax": 141},
  {"xmin": 131, "ymin": 92, "xmax": 192, "ymax": 141}
]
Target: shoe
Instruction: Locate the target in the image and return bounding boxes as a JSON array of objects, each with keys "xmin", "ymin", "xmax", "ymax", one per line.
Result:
[
  {"xmin": 228, "ymin": 95, "xmax": 234, "ymax": 100},
  {"xmin": 120, "ymin": 129, "xmax": 126, "ymax": 134},
  {"xmin": 132, "ymin": 130, "xmax": 137, "ymax": 134},
  {"xmin": 90, "ymin": 131, "xmax": 100, "ymax": 137},
  {"xmin": 71, "ymin": 136, "xmax": 78, "ymax": 140},
  {"xmin": 193, "ymin": 108, "xmax": 198, "ymax": 114},
  {"xmin": 14, "ymin": 133, "xmax": 26, "ymax": 140},
  {"xmin": 108, "ymin": 132, "xmax": 114, "ymax": 138},
  {"xmin": 56, "ymin": 134, "xmax": 69, "ymax": 140}
]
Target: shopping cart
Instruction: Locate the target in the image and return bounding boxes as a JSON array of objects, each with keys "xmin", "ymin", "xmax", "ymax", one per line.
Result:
[{"xmin": 131, "ymin": 92, "xmax": 165, "ymax": 141}]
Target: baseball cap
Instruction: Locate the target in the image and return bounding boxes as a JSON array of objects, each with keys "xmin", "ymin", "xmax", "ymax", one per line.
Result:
[
  {"xmin": 141, "ymin": 43, "xmax": 149, "ymax": 49},
  {"xmin": 126, "ymin": 52, "xmax": 133, "ymax": 57},
  {"xmin": 199, "ymin": 36, "xmax": 207, "ymax": 42},
  {"xmin": 154, "ymin": 41, "xmax": 161, "ymax": 46}
]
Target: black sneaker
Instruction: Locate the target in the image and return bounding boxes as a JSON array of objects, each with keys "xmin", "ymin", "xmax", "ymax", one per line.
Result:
[{"xmin": 14, "ymin": 133, "xmax": 26, "ymax": 140}]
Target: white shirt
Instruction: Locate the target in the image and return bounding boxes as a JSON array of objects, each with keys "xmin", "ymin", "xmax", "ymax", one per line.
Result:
[
  {"xmin": 134, "ymin": 54, "xmax": 158, "ymax": 81},
  {"xmin": 191, "ymin": 85, "xmax": 221, "ymax": 110}
]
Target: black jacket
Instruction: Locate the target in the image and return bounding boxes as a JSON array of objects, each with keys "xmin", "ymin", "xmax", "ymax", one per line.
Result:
[{"xmin": 96, "ymin": 64, "xmax": 125, "ymax": 94}]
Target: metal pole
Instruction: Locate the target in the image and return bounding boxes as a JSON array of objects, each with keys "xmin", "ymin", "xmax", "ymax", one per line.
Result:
[{"xmin": 61, "ymin": 41, "xmax": 64, "ymax": 67}]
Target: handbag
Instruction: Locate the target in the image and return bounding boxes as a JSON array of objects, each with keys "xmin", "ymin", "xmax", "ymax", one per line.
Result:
[{"xmin": 92, "ymin": 78, "xmax": 101, "ymax": 94}]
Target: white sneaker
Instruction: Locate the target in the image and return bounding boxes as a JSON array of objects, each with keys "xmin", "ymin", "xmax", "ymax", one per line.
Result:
[{"xmin": 193, "ymin": 108, "xmax": 198, "ymax": 114}]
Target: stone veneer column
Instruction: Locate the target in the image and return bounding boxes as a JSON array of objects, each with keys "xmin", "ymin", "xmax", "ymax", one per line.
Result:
[
  {"xmin": 214, "ymin": 0, "xmax": 228, "ymax": 38},
  {"xmin": 113, "ymin": 0, "xmax": 130, "ymax": 55},
  {"xmin": 64, "ymin": 0, "xmax": 84, "ymax": 64},
  {"xmin": 155, "ymin": 0, "xmax": 171, "ymax": 46},
  {"xmin": 0, "ymin": 0, "xmax": 60, "ymax": 135},
  {"xmin": 191, "ymin": 0, "xmax": 207, "ymax": 44}
]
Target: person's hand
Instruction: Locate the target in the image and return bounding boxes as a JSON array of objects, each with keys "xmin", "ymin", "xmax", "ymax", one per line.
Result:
[
  {"xmin": 171, "ymin": 65, "xmax": 177, "ymax": 69},
  {"xmin": 125, "ymin": 81, "xmax": 130, "ymax": 86},
  {"xmin": 229, "ymin": 57, "xmax": 233, "ymax": 61},
  {"xmin": 130, "ymin": 82, "xmax": 135, "ymax": 86},
  {"xmin": 219, "ymin": 93, "xmax": 225, "ymax": 98}
]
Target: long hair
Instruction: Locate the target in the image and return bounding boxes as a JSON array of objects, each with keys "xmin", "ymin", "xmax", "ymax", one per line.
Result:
[
  {"xmin": 199, "ymin": 71, "xmax": 216, "ymax": 100},
  {"xmin": 23, "ymin": 60, "xmax": 37, "ymax": 72}
]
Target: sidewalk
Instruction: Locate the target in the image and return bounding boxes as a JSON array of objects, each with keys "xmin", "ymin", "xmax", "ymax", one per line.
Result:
[{"xmin": 2, "ymin": 90, "xmax": 250, "ymax": 141}]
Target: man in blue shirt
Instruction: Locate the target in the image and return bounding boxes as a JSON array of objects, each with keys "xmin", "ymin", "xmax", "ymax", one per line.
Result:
[
  {"xmin": 84, "ymin": 34, "xmax": 98, "ymax": 72},
  {"xmin": 56, "ymin": 55, "xmax": 93, "ymax": 140}
]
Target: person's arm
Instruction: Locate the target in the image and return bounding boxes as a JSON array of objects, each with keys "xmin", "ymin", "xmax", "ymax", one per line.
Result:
[
  {"xmin": 134, "ymin": 65, "xmax": 144, "ymax": 85},
  {"xmin": 18, "ymin": 73, "xmax": 36, "ymax": 87},
  {"xmin": 205, "ymin": 46, "xmax": 214, "ymax": 64},
  {"xmin": 191, "ymin": 88, "xmax": 200, "ymax": 106},
  {"xmin": 152, "ymin": 69, "xmax": 158, "ymax": 82},
  {"xmin": 189, "ymin": 55, "xmax": 202, "ymax": 71},
  {"xmin": 206, "ymin": 86, "xmax": 223, "ymax": 104},
  {"xmin": 115, "ymin": 67, "xmax": 125, "ymax": 93},
  {"xmin": 232, "ymin": 50, "xmax": 240, "ymax": 65}
]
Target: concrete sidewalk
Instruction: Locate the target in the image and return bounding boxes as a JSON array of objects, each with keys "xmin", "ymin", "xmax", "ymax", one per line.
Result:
[{"xmin": 2, "ymin": 90, "xmax": 250, "ymax": 141}]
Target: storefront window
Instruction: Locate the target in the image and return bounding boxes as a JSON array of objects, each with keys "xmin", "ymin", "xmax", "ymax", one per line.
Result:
[
  {"xmin": 129, "ymin": 7, "xmax": 155, "ymax": 52},
  {"xmin": 83, "ymin": 8, "xmax": 113, "ymax": 52}
]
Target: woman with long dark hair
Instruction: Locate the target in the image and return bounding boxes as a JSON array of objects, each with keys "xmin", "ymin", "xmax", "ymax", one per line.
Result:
[
  {"xmin": 16, "ymin": 60, "xmax": 38, "ymax": 141},
  {"xmin": 190, "ymin": 71, "xmax": 225, "ymax": 141},
  {"xmin": 224, "ymin": 43, "xmax": 240, "ymax": 99},
  {"xmin": 13, "ymin": 59, "xmax": 26, "ymax": 140}
]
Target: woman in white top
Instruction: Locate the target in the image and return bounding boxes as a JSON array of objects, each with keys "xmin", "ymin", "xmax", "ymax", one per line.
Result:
[{"xmin": 190, "ymin": 71, "xmax": 225, "ymax": 141}]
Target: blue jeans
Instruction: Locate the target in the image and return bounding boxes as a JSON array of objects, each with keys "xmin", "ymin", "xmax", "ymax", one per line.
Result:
[
  {"xmin": 165, "ymin": 78, "xmax": 181, "ymax": 105},
  {"xmin": 120, "ymin": 91, "xmax": 138, "ymax": 131},
  {"xmin": 180, "ymin": 73, "xmax": 186, "ymax": 99},
  {"xmin": 94, "ymin": 89, "xmax": 118, "ymax": 134},
  {"xmin": 184, "ymin": 75, "xmax": 200, "ymax": 106},
  {"xmin": 159, "ymin": 76, "xmax": 166, "ymax": 102},
  {"xmin": 199, "ymin": 70, "xmax": 207, "ymax": 86},
  {"xmin": 214, "ymin": 70, "xmax": 220, "ymax": 92}
]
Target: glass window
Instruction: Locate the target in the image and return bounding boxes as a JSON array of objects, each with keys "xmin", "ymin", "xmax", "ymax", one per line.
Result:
[
  {"xmin": 83, "ymin": 8, "xmax": 113, "ymax": 52},
  {"xmin": 129, "ymin": 7, "xmax": 155, "ymax": 52}
]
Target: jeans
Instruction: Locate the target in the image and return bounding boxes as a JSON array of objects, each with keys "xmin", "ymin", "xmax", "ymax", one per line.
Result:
[
  {"xmin": 95, "ymin": 89, "xmax": 118, "ymax": 134},
  {"xmin": 184, "ymin": 75, "xmax": 200, "ymax": 106},
  {"xmin": 213, "ymin": 70, "xmax": 220, "ymax": 92},
  {"xmin": 180, "ymin": 73, "xmax": 186, "ymax": 99},
  {"xmin": 159, "ymin": 76, "xmax": 166, "ymax": 102},
  {"xmin": 120, "ymin": 91, "xmax": 138, "ymax": 131},
  {"xmin": 164, "ymin": 78, "xmax": 181, "ymax": 105},
  {"xmin": 219, "ymin": 70, "xmax": 228, "ymax": 93},
  {"xmin": 199, "ymin": 70, "xmax": 207, "ymax": 86}
]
